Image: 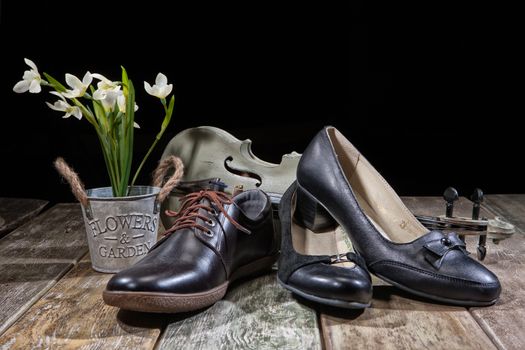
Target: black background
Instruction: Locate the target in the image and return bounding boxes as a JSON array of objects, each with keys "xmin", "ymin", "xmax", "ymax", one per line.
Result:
[{"xmin": 0, "ymin": 1, "xmax": 521, "ymax": 204}]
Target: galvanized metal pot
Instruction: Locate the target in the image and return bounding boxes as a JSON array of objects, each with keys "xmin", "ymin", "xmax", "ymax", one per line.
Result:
[
  {"xmin": 54, "ymin": 156, "xmax": 184, "ymax": 274},
  {"xmin": 81, "ymin": 186, "xmax": 161, "ymax": 273}
]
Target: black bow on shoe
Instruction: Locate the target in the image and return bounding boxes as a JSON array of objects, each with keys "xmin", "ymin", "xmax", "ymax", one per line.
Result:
[{"xmin": 424, "ymin": 232, "xmax": 469, "ymax": 270}]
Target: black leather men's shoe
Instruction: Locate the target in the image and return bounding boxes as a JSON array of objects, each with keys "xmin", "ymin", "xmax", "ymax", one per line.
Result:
[
  {"xmin": 103, "ymin": 189, "xmax": 278, "ymax": 313},
  {"xmin": 277, "ymin": 181, "xmax": 372, "ymax": 308},
  {"xmin": 295, "ymin": 126, "xmax": 501, "ymax": 306}
]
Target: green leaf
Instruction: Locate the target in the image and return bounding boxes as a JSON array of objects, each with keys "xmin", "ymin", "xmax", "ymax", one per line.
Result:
[
  {"xmin": 160, "ymin": 95, "xmax": 175, "ymax": 134},
  {"xmin": 121, "ymin": 66, "xmax": 129, "ymax": 97},
  {"xmin": 43, "ymin": 72, "xmax": 67, "ymax": 92},
  {"xmin": 90, "ymin": 86, "xmax": 108, "ymax": 132},
  {"xmin": 117, "ymin": 78, "xmax": 135, "ymax": 196}
]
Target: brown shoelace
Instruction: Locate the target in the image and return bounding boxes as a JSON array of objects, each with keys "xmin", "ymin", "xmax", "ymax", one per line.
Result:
[{"xmin": 164, "ymin": 190, "xmax": 250, "ymax": 236}]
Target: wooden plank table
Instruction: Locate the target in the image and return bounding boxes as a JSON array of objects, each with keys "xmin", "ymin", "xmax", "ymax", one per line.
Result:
[
  {"xmin": 0, "ymin": 195, "xmax": 523, "ymax": 349},
  {"xmin": 0, "ymin": 198, "xmax": 48, "ymax": 238}
]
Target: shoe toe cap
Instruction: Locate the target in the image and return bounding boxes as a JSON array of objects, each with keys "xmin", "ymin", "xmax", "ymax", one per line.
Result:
[
  {"xmin": 439, "ymin": 253, "xmax": 501, "ymax": 303},
  {"xmin": 287, "ymin": 263, "xmax": 372, "ymax": 304},
  {"xmin": 106, "ymin": 262, "xmax": 222, "ymax": 294},
  {"xmin": 372, "ymin": 253, "xmax": 501, "ymax": 305}
]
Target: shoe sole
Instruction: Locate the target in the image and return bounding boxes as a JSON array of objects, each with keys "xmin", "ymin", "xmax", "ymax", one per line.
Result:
[
  {"xmin": 373, "ymin": 272, "xmax": 498, "ymax": 306},
  {"xmin": 277, "ymin": 277, "xmax": 371, "ymax": 309},
  {"xmin": 103, "ymin": 254, "xmax": 278, "ymax": 313},
  {"xmin": 296, "ymin": 183, "xmax": 499, "ymax": 307}
]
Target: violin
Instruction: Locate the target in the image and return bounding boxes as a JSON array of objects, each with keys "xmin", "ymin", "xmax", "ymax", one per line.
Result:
[{"xmin": 159, "ymin": 126, "xmax": 301, "ymax": 227}]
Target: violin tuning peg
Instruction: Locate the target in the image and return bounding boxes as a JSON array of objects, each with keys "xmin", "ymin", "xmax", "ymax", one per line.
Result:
[
  {"xmin": 470, "ymin": 188, "xmax": 484, "ymax": 220},
  {"xmin": 443, "ymin": 187, "xmax": 459, "ymax": 218},
  {"xmin": 443, "ymin": 187, "xmax": 459, "ymax": 203},
  {"xmin": 470, "ymin": 188, "xmax": 484, "ymax": 204},
  {"xmin": 477, "ymin": 232, "xmax": 487, "ymax": 260}
]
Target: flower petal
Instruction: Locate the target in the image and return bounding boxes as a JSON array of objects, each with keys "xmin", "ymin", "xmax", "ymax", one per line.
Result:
[
  {"xmin": 24, "ymin": 58, "xmax": 38, "ymax": 72},
  {"xmin": 29, "ymin": 79, "xmax": 42, "ymax": 93},
  {"xmin": 117, "ymin": 94, "xmax": 126, "ymax": 113},
  {"xmin": 50, "ymin": 91, "xmax": 66, "ymax": 100},
  {"xmin": 82, "ymin": 71, "xmax": 93, "ymax": 86},
  {"xmin": 23, "ymin": 70, "xmax": 39, "ymax": 80},
  {"xmin": 62, "ymin": 89, "xmax": 81, "ymax": 98},
  {"xmin": 72, "ymin": 107, "xmax": 83, "ymax": 120},
  {"xmin": 144, "ymin": 81, "xmax": 153, "ymax": 95},
  {"xmin": 46, "ymin": 100, "xmax": 67, "ymax": 112},
  {"xmin": 45, "ymin": 101, "xmax": 58, "ymax": 110},
  {"xmin": 65, "ymin": 74, "xmax": 83, "ymax": 90},
  {"xmin": 155, "ymin": 73, "xmax": 168, "ymax": 87},
  {"xmin": 91, "ymin": 73, "xmax": 110, "ymax": 82},
  {"xmin": 133, "ymin": 122, "xmax": 140, "ymax": 128},
  {"xmin": 92, "ymin": 89, "xmax": 105, "ymax": 100},
  {"xmin": 13, "ymin": 80, "xmax": 30, "ymax": 93},
  {"xmin": 163, "ymin": 84, "xmax": 173, "ymax": 97}
]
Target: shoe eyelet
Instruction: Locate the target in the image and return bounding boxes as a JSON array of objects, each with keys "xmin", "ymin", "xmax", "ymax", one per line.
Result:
[
  {"xmin": 441, "ymin": 237, "xmax": 451, "ymax": 246},
  {"xmin": 208, "ymin": 209, "xmax": 218, "ymax": 216},
  {"xmin": 206, "ymin": 219, "xmax": 216, "ymax": 228},
  {"xmin": 204, "ymin": 230, "xmax": 214, "ymax": 237}
]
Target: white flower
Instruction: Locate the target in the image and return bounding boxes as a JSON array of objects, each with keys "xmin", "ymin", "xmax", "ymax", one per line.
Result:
[
  {"xmin": 45, "ymin": 92, "xmax": 82, "ymax": 120},
  {"xmin": 117, "ymin": 94, "xmax": 140, "ymax": 128},
  {"xmin": 144, "ymin": 73, "xmax": 172, "ymax": 99},
  {"xmin": 116, "ymin": 94, "xmax": 139, "ymax": 113},
  {"xmin": 91, "ymin": 73, "xmax": 121, "ymax": 100},
  {"xmin": 62, "ymin": 72, "xmax": 92, "ymax": 98},
  {"xmin": 13, "ymin": 58, "xmax": 42, "ymax": 94},
  {"xmin": 98, "ymin": 89, "xmax": 121, "ymax": 112}
]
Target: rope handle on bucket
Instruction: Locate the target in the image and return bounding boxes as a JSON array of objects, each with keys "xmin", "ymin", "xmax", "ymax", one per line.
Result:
[
  {"xmin": 152, "ymin": 156, "xmax": 185, "ymax": 203},
  {"xmin": 54, "ymin": 157, "xmax": 89, "ymax": 207},
  {"xmin": 54, "ymin": 156, "xmax": 184, "ymax": 205}
]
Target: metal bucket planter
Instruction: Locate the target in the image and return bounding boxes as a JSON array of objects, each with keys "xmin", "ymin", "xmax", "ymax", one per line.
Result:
[
  {"xmin": 81, "ymin": 186, "xmax": 160, "ymax": 272},
  {"xmin": 55, "ymin": 156, "xmax": 184, "ymax": 273}
]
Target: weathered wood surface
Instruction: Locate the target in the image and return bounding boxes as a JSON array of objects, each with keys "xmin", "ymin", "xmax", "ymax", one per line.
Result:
[
  {"xmin": 0, "ymin": 257, "xmax": 163, "ymax": 350},
  {"xmin": 0, "ymin": 198, "xmax": 48, "ymax": 238},
  {"xmin": 468, "ymin": 195, "xmax": 525, "ymax": 350},
  {"xmin": 0, "ymin": 196, "xmax": 523, "ymax": 350},
  {"xmin": 404, "ymin": 195, "xmax": 525, "ymax": 350},
  {"xmin": 0, "ymin": 204, "xmax": 87, "ymax": 336},
  {"xmin": 319, "ymin": 197, "xmax": 498, "ymax": 350},
  {"xmin": 158, "ymin": 273, "xmax": 322, "ymax": 350},
  {"xmin": 401, "ymin": 195, "xmax": 525, "ymax": 349},
  {"xmin": 321, "ymin": 292, "xmax": 496, "ymax": 350}
]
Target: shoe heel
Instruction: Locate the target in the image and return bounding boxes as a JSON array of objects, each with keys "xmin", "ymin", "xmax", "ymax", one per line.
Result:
[{"xmin": 294, "ymin": 185, "xmax": 337, "ymax": 232}]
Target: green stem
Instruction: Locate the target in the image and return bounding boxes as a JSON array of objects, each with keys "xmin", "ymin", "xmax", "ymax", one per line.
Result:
[
  {"xmin": 130, "ymin": 136, "xmax": 160, "ymax": 187},
  {"xmin": 96, "ymin": 131, "xmax": 119, "ymax": 195},
  {"xmin": 130, "ymin": 96, "xmax": 174, "ymax": 187}
]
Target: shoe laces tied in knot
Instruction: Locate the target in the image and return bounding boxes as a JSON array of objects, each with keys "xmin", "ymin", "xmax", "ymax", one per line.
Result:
[{"xmin": 164, "ymin": 190, "xmax": 250, "ymax": 236}]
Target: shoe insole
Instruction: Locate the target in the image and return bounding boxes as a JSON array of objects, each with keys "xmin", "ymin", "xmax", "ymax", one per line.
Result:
[
  {"xmin": 291, "ymin": 220, "xmax": 355, "ymax": 268},
  {"xmin": 328, "ymin": 128, "xmax": 429, "ymax": 243}
]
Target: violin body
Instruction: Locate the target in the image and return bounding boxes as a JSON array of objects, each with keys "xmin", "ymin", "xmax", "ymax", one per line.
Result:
[{"xmin": 159, "ymin": 126, "xmax": 301, "ymax": 226}]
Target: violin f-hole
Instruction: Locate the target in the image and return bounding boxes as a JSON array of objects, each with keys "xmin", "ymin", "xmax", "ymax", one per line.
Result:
[{"xmin": 224, "ymin": 156, "xmax": 262, "ymax": 187}]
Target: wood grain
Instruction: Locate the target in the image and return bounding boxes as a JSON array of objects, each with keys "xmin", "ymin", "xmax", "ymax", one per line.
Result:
[
  {"xmin": 321, "ymin": 291, "xmax": 495, "ymax": 350},
  {"xmin": 469, "ymin": 195, "xmax": 525, "ymax": 350},
  {"xmin": 405, "ymin": 195, "xmax": 525, "ymax": 350},
  {"xmin": 0, "ymin": 257, "xmax": 164, "ymax": 350},
  {"xmin": 0, "ymin": 198, "xmax": 48, "ymax": 238},
  {"xmin": 0, "ymin": 204, "xmax": 87, "ymax": 336},
  {"xmin": 158, "ymin": 273, "xmax": 322, "ymax": 350},
  {"xmin": 319, "ymin": 196, "xmax": 498, "ymax": 350}
]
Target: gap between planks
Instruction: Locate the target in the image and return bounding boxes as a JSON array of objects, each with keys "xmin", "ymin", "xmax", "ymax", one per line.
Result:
[{"xmin": 0, "ymin": 203, "xmax": 88, "ymax": 337}]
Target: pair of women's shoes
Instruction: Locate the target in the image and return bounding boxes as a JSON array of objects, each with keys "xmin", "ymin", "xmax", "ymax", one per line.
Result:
[
  {"xmin": 103, "ymin": 126, "xmax": 500, "ymax": 313},
  {"xmin": 277, "ymin": 126, "xmax": 501, "ymax": 308}
]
